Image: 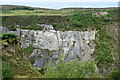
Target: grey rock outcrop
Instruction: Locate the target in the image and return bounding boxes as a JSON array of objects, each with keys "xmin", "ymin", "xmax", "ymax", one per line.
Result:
[
  {"xmin": 37, "ymin": 24, "xmax": 54, "ymax": 30},
  {"xmin": 20, "ymin": 29, "xmax": 97, "ymax": 68},
  {"xmin": 92, "ymin": 12, "xmax": 108, "ymax": 17},
  {"xmin": 0, "ymin": 26, "xmax": 97, "ymax": 68},
  {"xmin": 0, "ymin": 27, "xmax": 9, "ymax": 34}
]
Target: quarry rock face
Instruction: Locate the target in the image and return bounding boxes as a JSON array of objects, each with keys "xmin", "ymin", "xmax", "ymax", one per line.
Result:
[
  {"xmin": 21, "ymin": 30, "xmax": 97, "ymax": 68},
  {"xmin": 1, "ymin": 27, "xmax": 97, "ymax": 68}
]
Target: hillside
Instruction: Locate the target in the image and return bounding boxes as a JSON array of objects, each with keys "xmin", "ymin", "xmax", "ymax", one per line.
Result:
[
  {"xmin": 60, "ymin": 7, "xmax": 117, "ymax": 10},
  {"xmin": 1, "ymin": 44, "xmax": 41, "ymax": 78},
  {"xmin": 0, "ymin": 5, "xmax": 118, "ymax": 17},
  {"xmin": 0, "ymin": 5, "xmax": 52, "ymax": 11},
  {"xmin": 0, "ymin": 5, "xmax": 119, "ymax": 79}
]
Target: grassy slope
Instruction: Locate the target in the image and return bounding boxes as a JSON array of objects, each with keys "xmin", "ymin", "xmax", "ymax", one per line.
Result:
[
  {"xmin": 2, "ymin": 44, "xmax": 41, "ymax": 78},
  {"xmin": 2, "ymin": 15, "xmax": 69, "ymax": 31}
]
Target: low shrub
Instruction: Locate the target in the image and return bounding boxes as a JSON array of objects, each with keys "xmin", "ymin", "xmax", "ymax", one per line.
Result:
[
  {"xmin": 1, "ymin": 33, "xmax": 17, "ymax": 40},
  {"xmin": 94, "ymin": 41, "xmax": 113, "ymax": 67},
  {"xmin": 51, "ymin": 23, "xmax": 60, "ymax": 28},
  {"xmin": 69, "ymin": 11, "xmax": 97, "ymax": 28},
  {"xmin": 109, "ymin": 71, "xmax": 120, "ymax": 80},
  {"xmin": 0, "ymin": 33, "xmax": 18, "ymax": 47},
  {"xmin": 42, "ymin": 55, "xmax": 97, "ymax": 78}
]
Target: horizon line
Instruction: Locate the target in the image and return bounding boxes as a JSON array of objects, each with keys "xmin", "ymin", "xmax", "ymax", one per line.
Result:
[
  {"xmin": 1, "ymin": 2, "xmax": 119, "ymax": 9},
  {"xmin": 1, "ymin": 4, "xmax": 118, "ymax": 10}
]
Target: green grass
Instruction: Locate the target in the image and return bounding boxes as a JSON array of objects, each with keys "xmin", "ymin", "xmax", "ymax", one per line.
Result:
[
  {"xmin": 0, "ymin": 11, "xmax": 14, "ymax": 14},
  {"xmin": 22, "ymin": 46, "xmax": 35, "ymax": 57},
  {"xmin": 0, "ymin": 10, "xmax": 74, "ymax": 16},
  {"xmin": 20, "ymin": 24, "xmax": 42, "ymax": 30},
  {"xmin": 2, "ymin": 61, "xmax": 14, "ymax": 78}
]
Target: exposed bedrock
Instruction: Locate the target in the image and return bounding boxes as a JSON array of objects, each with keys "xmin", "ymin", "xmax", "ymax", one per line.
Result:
[
  {"xmin": 21, "ymin": 29, "xmax": 97, "ymax": 68},
  {"xmin": 0, "ymin": 27, "xmax": 97, "ymax": 68}
]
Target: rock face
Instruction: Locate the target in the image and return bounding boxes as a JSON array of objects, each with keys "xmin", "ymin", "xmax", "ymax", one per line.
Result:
[
  {"xmin": 20, "ymin": 29, "xmax": 97, "ymax": 68},
  {"xmin": 0, "ymin": 26, "xmax": 97, "ymax": 68}
]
